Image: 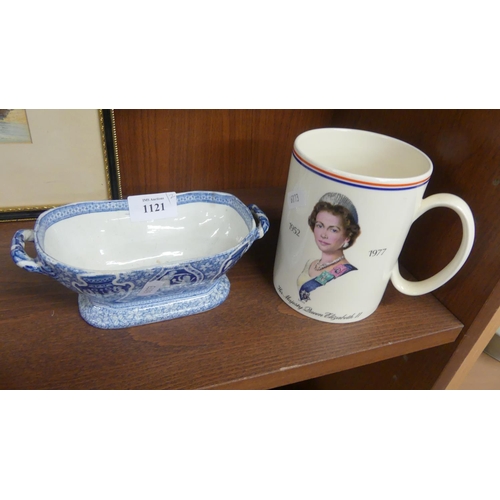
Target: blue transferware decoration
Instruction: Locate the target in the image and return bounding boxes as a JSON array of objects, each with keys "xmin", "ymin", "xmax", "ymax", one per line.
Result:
[{"xmin": 11, "ymin": 191, "xmax": 269, "ymax": 329}]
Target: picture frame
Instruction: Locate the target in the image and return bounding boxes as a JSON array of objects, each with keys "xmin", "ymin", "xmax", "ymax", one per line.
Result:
[{"xmin": 0, "ymin": 109, "xmax": 122, "ymax": 222}]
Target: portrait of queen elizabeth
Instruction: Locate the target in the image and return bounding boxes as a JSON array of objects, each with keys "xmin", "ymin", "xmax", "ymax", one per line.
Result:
[{"xmin": 297, "ymin": 192, "xmax": 361, "ymax": 302}]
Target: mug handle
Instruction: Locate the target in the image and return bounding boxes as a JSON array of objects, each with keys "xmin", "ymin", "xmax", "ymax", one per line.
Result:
[{"xmin": 390, "ymin": 193, "xmax": 475, "ymax": 296}]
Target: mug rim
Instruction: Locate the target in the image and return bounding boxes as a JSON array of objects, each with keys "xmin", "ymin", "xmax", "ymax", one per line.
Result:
[{"xmin": 294, "ymin": 128, "xmax": 433, "ymax": 190}]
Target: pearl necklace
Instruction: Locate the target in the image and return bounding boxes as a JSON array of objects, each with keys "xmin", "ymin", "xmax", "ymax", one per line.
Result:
[{"xmin": 314, "ymin": 255, "xmax": 345, "ymax": 271}]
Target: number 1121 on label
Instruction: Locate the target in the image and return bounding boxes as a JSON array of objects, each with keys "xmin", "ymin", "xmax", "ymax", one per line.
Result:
[{"xmin": 144, "ymin": 202, "xmax": 165, "ymax": 214}]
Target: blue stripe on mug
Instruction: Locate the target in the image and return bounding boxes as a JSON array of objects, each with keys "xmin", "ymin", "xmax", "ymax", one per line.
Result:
[{"xmin": 293, "ymin": 150, "xmax": 430, "ymax": 191}]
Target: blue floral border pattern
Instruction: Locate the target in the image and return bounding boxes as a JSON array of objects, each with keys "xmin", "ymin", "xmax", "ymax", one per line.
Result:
[{"xmin": 35, "ymin": 192, "xmax": 254, "ymax": 241}]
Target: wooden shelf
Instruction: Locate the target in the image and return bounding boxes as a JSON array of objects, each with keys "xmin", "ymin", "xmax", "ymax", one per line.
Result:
[{"xmin": 0, "ymin": 187, "xmax": 463, "ymax": 389}]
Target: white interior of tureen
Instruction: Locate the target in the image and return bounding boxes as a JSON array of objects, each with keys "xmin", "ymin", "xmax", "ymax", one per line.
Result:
[{"xmin": 42, "ymin": 202, "xmax": 251, "ymax": 271}]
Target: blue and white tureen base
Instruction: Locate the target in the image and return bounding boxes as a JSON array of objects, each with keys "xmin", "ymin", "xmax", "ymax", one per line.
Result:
[
  {"xmin": 77, "ymin": 275, "xmax": 231, "ymax": 329},
  {"xmin": 11, "ymin": 192, "xmax": 269, "ymax": 329}
]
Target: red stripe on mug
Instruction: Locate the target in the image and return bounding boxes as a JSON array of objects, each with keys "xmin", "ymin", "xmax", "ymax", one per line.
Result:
[{"xmin": 293, "ymin": 149, "xmax": 431, "ymax": 188}]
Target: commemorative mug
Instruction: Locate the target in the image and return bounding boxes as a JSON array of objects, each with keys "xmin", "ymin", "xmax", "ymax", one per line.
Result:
[{"xmin": 273, "ymin": 128, "xmax": 475, "ymax": 323}]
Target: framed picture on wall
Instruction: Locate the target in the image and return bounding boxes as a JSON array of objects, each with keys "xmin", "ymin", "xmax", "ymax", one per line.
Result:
[{"xmin": 0, "ymin": 109, "xmax": 122, "ymax": 221}]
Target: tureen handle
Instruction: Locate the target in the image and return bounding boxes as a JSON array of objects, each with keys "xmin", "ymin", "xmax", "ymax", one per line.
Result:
[
  {"xmin": 11, "ymin": 230, "xmax": 53, "ymax": 276},
  {"xmin": 248, "ymin": 204, "xmax": 270, "ymax": 239}
]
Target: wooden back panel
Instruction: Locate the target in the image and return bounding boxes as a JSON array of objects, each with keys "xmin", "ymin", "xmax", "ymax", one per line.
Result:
[{"xmin": 114, "ymin": 110, "xmax": 335, "ymax": 195}]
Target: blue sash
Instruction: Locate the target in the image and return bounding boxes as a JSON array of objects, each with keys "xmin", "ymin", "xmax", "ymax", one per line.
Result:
[{"xmin": 299, "ymin": 263, "xmax": 357, "ymax": 302}]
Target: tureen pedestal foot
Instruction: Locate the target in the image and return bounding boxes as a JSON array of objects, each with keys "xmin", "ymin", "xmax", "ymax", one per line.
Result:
[{"xmin": 78, "ymin": 276, "xmax": 231, "ymax": 329}]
